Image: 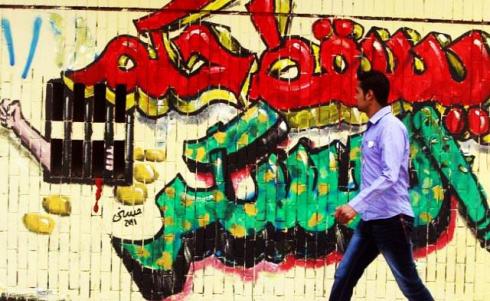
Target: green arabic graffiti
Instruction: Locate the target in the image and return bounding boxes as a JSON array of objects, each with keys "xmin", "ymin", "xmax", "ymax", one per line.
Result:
[{"xmin": 118, "ymin": 102, "xmax": 489, "ymax": 271}]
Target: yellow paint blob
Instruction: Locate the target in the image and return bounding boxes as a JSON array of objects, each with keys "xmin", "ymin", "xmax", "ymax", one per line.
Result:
[
  {"xmin": 134, "ymin": 147, "xmax": 145, "ymax": 161},
  {"xmin": 156, "ymin": 252, "xmax": 173, "ymax": 270},
  {"xmin": 308, "ymin": 213, "xmax": 323, "ymax": 228},
  {"xmin": 136, "ymin": 246, "xmax": 150, "ymax": 258},
  {"xmin": 420, "ymin": 212, "xmax": 433, "ymax": 223},
  {"xmin": 165, "ymin": 187, "xmax": 176, "ymax": 198},
  {"xmin": 213, "ymin": 131, "xmax": 227, "ymax": 144},
  {"xmin": 145, "ymin": 149, "xmax": 166, "ymax": 162},
  {"xmin": 115, "ymin": 183, "xmax": 148, "ymax": 205},
  {"xmin": 244, "ymin": 203, "xmax": 258, "ymax": 216},
  {"xmin": 23, "ymin": 213, "xmax": 55, "ymax": 235},
  {"xmin": 42, "ymin": 195, "xmax": 71, "ymax": 216},
  {"xmin": 180, "ymin": 194, "xmax": 194, "ymax": 207},
  {"xmin": 164, "ymin": 234, "xmax": 175, "ymax": 243},
  {"xmin": 196, "ymin": 147, "xmax": 206, "ymax": 162},
  {"xmin": 238, "ymin": 133, "xmax": 249, "ymax": 146},
  {"xmin": 183, "ymin": 220, "xmax": 193, "ymax": 231},
  {"xmin": 432, "ymin": 186, "xmax": 445, "ymax": 202},
  {"xmin": 291, "ymin": 183, "xmax": 306, "ymax": 195},
  {"xmin": 213, "ymin": 191, "xmax": 225, "ymax": 202},
  {"xmin": 318, "ymin": 183, "xmax": 330, "ymax": 196},
  {"xmin": 133, "ymin": 163, "xmax": 158, "ymax": 184},
  {"xmin": 264, "ymin": 170, "xmax": 276, "ymax": 182},
  {"xmin": 198, "ymin": 213, "xmax": 211, "ymax": 227},
  {"xmin": 163, "ymin": 217, "xmax": 174, "ymax": 226},
  {"xmin": 230, "ymin": 224, "xmax": 247, "ymax": 238}
]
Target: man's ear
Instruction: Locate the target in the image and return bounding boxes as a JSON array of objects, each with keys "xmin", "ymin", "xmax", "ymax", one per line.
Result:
[{"xmin": 365, "ymin": 89, "xmax": 374, "ymax": 101}]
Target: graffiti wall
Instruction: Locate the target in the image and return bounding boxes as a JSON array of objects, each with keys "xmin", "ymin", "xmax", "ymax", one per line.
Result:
[{"xmin": 0, "ymin": 0, "xmax": 489, "ymax": 300}]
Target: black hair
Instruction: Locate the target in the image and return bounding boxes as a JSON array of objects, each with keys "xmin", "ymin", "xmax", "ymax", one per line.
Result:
[{"xmin": 358, "ymin": 70, "xmax": 390, "ymax": 106}]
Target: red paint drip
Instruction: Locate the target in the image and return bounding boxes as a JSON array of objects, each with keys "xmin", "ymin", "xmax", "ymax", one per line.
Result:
[{"xmin": 93, "ymin": 178, "xmax": 104, "ymax": 213}]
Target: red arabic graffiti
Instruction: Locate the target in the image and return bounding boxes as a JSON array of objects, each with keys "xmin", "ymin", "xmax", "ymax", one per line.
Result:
[
  {"xmin": 67, "ymin": 0, "xmax": 490, "ymax": 111},
  {"xmin": 246, "ymin": 0, "xmax": 282, "ymax": 49},
  {"xmin": 249, "ymin": 18, "xmax": 361, "ymax": 109},
  {"xmin": 68, "ymin": 26, "xmax": 255, "ymax": 99},
  {"xmin": 133, "ymin": 0, "xmax": 215, "ymax": 32}
]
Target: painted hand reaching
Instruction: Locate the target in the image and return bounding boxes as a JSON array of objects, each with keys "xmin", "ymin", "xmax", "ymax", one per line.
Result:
[
  {"xmin": 1, "ymin": 98, "xmax": 51, "ymax": 170},
  {"xmin": 0, "ymin": 98, "xmax": 23, "ymax": 131}
]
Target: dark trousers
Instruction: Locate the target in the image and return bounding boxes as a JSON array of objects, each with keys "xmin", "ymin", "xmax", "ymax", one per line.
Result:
[{"xmin": 329, "ymin": 214, "xmax": 434, "ymax": 301}]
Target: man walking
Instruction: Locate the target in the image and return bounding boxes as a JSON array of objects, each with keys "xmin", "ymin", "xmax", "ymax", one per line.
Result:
[{"xmin": 329, "ymin": 71, "xmax": 434, "ymax": 301}]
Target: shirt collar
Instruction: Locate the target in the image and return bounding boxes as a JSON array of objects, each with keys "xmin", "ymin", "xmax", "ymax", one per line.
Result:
[{"xmin": 368, "ymin": 106, "xmax": 391, "ymax": 126}]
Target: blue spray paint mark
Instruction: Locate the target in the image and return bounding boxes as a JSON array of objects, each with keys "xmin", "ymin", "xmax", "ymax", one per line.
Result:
[
  {"xmin": 49, "ymin": 18, "xmax": 61, "ymax": 36},
  {"xmin": 1, "ymin": 18, "xmax": 15, "ymax": 66},
  {"xmin": 22, "ymin": 17, "xmax": 42, "ymax": 79}
]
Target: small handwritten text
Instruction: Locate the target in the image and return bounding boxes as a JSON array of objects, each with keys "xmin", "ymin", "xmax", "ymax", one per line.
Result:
[{"xmin": 113, "ymin": 207, "xmax": 143, "ymax": 227}]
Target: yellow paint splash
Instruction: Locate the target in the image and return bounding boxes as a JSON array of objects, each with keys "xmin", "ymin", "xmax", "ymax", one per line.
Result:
[
  {"xmin": 156, "ymin": 252, "xmax": 173, "ymax": 270},
  {"xmin": 318, "ymin": 183, "xmax": 330, "ymax": 196},
  {"xmin": 308, "ymin": 213, "xmax": 323, "ymax": 228},
  {"xmin": 198, "ymin": 213, "xmax": 211, "ymax": 227},
  {"xmin": 214, "ymin": 131, "xmax": 227, "ymax": 144},
  {"xmin": 230, "ymin": 224, "xmax": 247, "ymax": 238},
  {"xmin": 136, "ymin": 246, "xmax": 150, "ymax": 258},
  {"xmin": 432, "ymin": 186, "xmax": 445, "ymax": 202},
  {"xmin": 244, "ymin": 203, "xmax": 258, "ymax": 216}
]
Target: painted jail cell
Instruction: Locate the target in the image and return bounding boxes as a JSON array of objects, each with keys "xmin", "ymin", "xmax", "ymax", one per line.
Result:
[
  {"xmin": 44, "ymin": 80, "xmax": 134, "ymax": 185},
  {"xmin": 0, "ymin": 0, "xmax": 489, "ymax": 300}
]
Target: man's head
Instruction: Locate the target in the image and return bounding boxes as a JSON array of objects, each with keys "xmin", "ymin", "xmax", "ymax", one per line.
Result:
[{"xmin": 355, "ymin": 70, "xmax": 390, "ymax": 114}]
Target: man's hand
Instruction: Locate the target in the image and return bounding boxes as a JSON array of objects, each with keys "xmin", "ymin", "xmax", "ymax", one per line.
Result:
[
  {"xmin": 0, "ymin": 99, "xmax": 23, "ymax": 130},
  {"xmin": 335, "ymin": 205, "xmax": 357, "ymax": 225}
]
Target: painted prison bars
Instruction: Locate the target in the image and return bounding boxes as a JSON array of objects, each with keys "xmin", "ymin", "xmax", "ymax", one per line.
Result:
[{"xmin": 44, "ymin": 79, "xmax": 134, "ymax": 185}]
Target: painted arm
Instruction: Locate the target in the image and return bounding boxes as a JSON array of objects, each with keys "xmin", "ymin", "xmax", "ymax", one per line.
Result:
[{"xmin": 0, "ymin": 99, "xmax": 51, "ymax": 171}]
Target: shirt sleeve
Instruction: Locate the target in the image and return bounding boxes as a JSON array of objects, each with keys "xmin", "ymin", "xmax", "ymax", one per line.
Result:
[{"xmin": 348, "ymin": 124, "xmax": 408, "ymax": 214}]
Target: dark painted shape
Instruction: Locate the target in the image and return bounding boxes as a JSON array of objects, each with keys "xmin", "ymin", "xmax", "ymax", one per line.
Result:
[
  {"xmin": 62, "ymin": 91, "xmax": 72, "ymax": 178},
  {"xmin": 93, "ymin": 84, "xmax": 106, "ymax": 122},
  {"xmin": 83, "ymin": 98, "xmax": 93, "ymax": 178},
  {"xmin": 50, "ymin": 139, "xmax": 63, "ymax": 177},
  {"xmin": 113, "ymin": 140, "xmax": 126, "ymax": 180},
  {"xmin": 91, "ymin": 141, "xmax": 105, "ymax": 178},
  {"xmin": 73, "ymin": 83, "xmax": 85, "ymax": 122},
  {"xmin": 71, "ymin": 140, "xmax": 83, "ymax": 178},
  {"xmin": 115, "ymin": 84, "xmax": 126, "ymax": 123}
]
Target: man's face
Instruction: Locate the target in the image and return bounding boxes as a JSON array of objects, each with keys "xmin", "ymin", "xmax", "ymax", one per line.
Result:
[{"xmin": 355, "ymin": 83, "xmax": 368, "ymax": 113}]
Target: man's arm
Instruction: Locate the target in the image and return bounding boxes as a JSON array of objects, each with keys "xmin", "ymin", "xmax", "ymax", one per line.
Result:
[{"xmin": 0, "ymin": 99, "xmax": 51, "ymax": 171}]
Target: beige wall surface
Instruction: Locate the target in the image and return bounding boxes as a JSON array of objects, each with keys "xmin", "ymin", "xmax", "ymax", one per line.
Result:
[{"xmin": 0, "ymin": 0, "xmax": 489, "ymax": 300}]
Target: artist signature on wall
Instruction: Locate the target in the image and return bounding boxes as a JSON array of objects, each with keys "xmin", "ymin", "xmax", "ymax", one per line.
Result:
[{"xmin": 112, "ymin": 207, "xmax": 143, "ymax": 227}]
